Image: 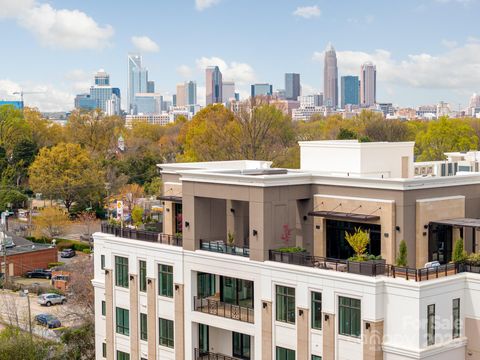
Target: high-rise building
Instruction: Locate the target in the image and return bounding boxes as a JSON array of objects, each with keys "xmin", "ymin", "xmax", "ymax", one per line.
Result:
[
  {"xmin": 186, "ymin": 81, "xmax": 197, "ymax": 106},
  {"xmin": 172, "ymin": 95, "xmax": 177, "ymax": 107},
  {"xmin": 176, "ymin": 83, "xmax": 187, "ymax": 107},
  {"xmin": 128, "ymin": 53, "xmax": 148, "ymax": 113},
  {"xmin": 222, "ymin": 81, "xmax": 235, "ymax": 103},
  {"xmin": 75, "ymin": 69, "xmax": 121, "ymax": 115},
  {"xmin": 206, "ymin": 66, "xmax": 223, "ymax": 105},
  {"xmin": 298, "ymin": 94, "xmax": 323, "ymax": 108},
  {"xmin": 341, "ymin": 76, "xmax": 360, "ymax": 108},
  {"xmin": 147, "ymin": 81, "xmax": 155, "ymax": 93},
  {"xmin": 285, "ymin": 73, "xmax": 301, "ymax": 100},
  {"xmin": 251, "ymin": 83, "xmax": 273, "ymax": 97},
  {"xmin": 94, "ymin": 69, "xmax": 110, "ymax": 86},
  {"xmin": 324, "ymin": 43, "xmax": 338, "ymax": 108},
  {"xmin": 0, "ymin": 100, "xmax": 24, "ymax": 110},
  {"xmin": 133, "ymin": 93, "xmax": 162, "ymax": 114},
  {"xmin": 360, "ymin": 62, "xmax": 376, "ymax": 107}
]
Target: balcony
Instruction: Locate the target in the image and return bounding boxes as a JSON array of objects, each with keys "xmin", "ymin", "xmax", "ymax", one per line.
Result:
[
  {"xmin": 194, "ymin": 349, "xmax": 242, "ymax": 360},
  {"xmin": 100, "ymin": 223, "xmax": 182, "ymax": 246},
  {"xmin": 199, "ymin": 240, "xmax": 249, "ymax": 257},
  {"xmin": 194, "ymin": 296, "xmax": 254, "ymax": 323},
  {"xmin": 269, "ymin": 249, "xmax": 461, "ymax": 282}
]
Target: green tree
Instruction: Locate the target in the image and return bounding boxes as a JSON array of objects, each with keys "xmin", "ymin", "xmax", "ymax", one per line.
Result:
[
  {"xmin": 345, "ymin": 227, "xmax": 370, "ymax": 261},
  {"xmin": 28, "ymin": 143, "xmax": 105, "ymax": 212},
  {"xmin": 415, "ymin": 117, "xmax": 478, "ymax": 161},
  {"xmin": 60, "ymin": 322, "xmax": 95, "ymax": 360},
  {"xmin": 452, "ymin": 238, "xmax": 467, "ymax": 263},
  {"xmin": 0, "ymin": 105, "xmax": 30, "ymax": 155},
  {"xmin": 131, "ymin": 206, "xmax": 144, "ymax": 227},
  {"xmin": 0, "ymin": 326, "xmax": 59, "ymax": 359},
  {"xmin": 396, "ymin": 240, "xmax": 408, "ymax": 267},
  {"xmin": 0, "ymin": 189, "xmax": 27, "ymax": 212},
  {"xmin": 337, "ymin": 128, "xmax": 357, "ymax": 140}
]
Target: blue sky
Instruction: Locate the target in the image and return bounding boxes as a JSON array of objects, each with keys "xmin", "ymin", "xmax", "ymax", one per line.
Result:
[{"xmin": 0, "ymin": 0, "xmax": 479, "ymax": 111}]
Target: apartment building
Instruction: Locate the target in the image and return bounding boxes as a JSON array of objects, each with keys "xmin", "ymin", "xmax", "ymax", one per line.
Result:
[{"xmin": 93, "ymin": 140, "xmax": 480, "ymax": 360}]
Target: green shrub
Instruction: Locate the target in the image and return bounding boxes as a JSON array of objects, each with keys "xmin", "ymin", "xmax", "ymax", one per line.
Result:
[
  {"xmin": 467, "ymin": 253, "xmax": 480, "ymax": 265},
  {"xmin": 276, "ymin": 246, "xmax": 306, "ymax": 253},
  {"xmin": 82, "ymin": 248, "xmax": 92, "ymax": 254},
  {"xmin": 47, "ymin": 262, "xmax": 65, "ymax": 268},
  {"xmin": 396, "ymin": 240, "xmax": 408, "ymax": 267},
  {"xmin": 452, "ymin": 238, "xmax": 467, "ymax": 263}
]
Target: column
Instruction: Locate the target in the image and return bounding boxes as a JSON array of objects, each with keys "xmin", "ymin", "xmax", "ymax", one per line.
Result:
[
  {"xmin": 323, "ymin": 312, "xmax": 335, "ymax": 360},
  {"xmin": 363, "ymin": 320, "xmax": 384, "ymax": 360},
  {"xmin": 261, "ymin": 300, "xmax": 273, "ymax": 360},
  {"xmin": 129, "ymin": 274, "xmax": 139, "ymax": 360},
  {"xmin": 297, "ymin": 307, "xmax": 309, "ymax": 360},
  {"xmin": 105, "ymin": 269, "xmax": 114, "ymax": 360},
  {"xmin": 174, "ymin": 283, "xmax": 185, "ymax": 360},
  {"xmin": 147, "ymin": 277, "xmax": 157, "ymax": 360}
]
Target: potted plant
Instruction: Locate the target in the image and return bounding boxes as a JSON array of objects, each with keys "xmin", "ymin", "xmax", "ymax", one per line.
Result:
[
  {"xmin": 227, "ymin": 231, "xmax": 235, "ymax": 254},
  {"xmin": 345, "ymin": 228, "xmax": 385, "ymax": 275},
  {"xmin": 466, "ymin": 253, "xmax": 480, "ymax": 273}
]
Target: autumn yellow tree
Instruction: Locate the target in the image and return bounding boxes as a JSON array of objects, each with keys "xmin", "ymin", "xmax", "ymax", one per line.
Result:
[
  {"xmin": 34, "ymin": 206, "xmax": 70, "ymax": 238},
  {"xmin": 28, "ymin": 143, "xmax": 105, "ymax": 212}
]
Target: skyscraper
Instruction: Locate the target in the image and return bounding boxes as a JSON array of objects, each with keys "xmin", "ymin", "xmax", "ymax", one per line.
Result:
[
  {"xmin": 147, "ymin": 80, "xmax": 155, "ymax": 93},
  {"xmin": 206, "ymin": 66, "xmax": 222, "ymax": 105},
  {"xmin": 360, "ymin": 62, "xmax": 376, "ymax": 107},
  {"xmin": 186, "ymin": 81, "xmax": 197, "ymax": 106},
  {"xmin": 341, "ymin": 76, "xmax": 360, "ymax": 108},
  {"xmin": 251, "ymin": 83, "xmax": 273, "ymax": 97},
  {"xmin": 94, "ymin": 69, "xmax": 110, "ymax": 86},
  {"xmin": 323, "ymin": 43, "xmax": 338, "ymax": 108},
  {"xmin": 128, "ymin": 53, "xmax": 148, "ymax": 113},
  {"xmin": 176, "ymin": 83, "xmax": 187, "ymax": 107},
  {"xmin": 285, "ymin": 73, "xmax": 301, "ymax": 100},
  {"xmin": 75, "ymin": 69, "xmax": 121, "ymax": 115},
  {"xmin": 222, "ymin": 81, "xmax": 235, "ymax": 103}
]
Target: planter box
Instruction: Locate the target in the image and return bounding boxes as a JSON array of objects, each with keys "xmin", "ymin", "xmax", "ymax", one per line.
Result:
[{"xmin": 347, "ymin": 259, "xmax": 386, "ymax": 276}]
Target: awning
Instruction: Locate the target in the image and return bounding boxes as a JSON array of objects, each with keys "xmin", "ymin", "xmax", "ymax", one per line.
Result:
[
  {"xmin": 308, "ymin": 210, "xmax": 380, "ymax": 222},
  {"xmin": 158, "ymin": 195, "xmax": 182, "ymax": 203},
  {"xmin": 431, "ymin": 218, "xmax": 480, "ymax": 228}
]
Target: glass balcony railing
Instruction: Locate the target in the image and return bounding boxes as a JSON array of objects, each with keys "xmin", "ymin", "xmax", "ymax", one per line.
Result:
[{"xmin": 199, "ymin": 240, "xmax": 249, "ymax": 257}]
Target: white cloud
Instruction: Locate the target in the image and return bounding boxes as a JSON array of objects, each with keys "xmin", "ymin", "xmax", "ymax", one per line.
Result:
[
  {"xmin": 177, "ymin": 65, "xmax": 193, "ymax": 79},
  {"xmin": 0, "ymin": 0, "xmax": 113, "ymax": 50},
  {"xmin": 293, "ymin": 5, "xmax": 321, "ymax": 19},
  {"xmin": 197, "ymin": 86, "xmax": 206, "ymax": 106},
  {"xmin": 131, "ymin": 36, "xmax": 159, "ymax": 53},
  {"xmin": 195, "ymin": 0, "xmax": 221, "ymax": 11},
  {"xmin": 0, "ymin": 79, "xmax": 73, "ymax": 112},
  {"xmin": 301, "ymin": 83, "xmax": 320, "ymax": 96},
  {"xmin": 364, "ymin": 14, "xmax": 375, "ymax": 24},
  {"xmin": 195, "ymin": 56, "xmax": 256, "ymax": 85},
  {"xmin": 312, "ymin": 41, "xmax": 480, "ymax": 90},
  {"xmin": 441, "ymin": 39, "xmax": 458, "ymax": 48},
  {"xmin": 64, "ymin": 69, "xmax": 92, "ymax": 93}
]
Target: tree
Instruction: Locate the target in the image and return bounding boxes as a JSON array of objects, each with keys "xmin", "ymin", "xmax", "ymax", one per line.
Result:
[
  {"xmin": 24, "ymin": 107, "xmax": 66, "ymax": 148},
  {"xmin": 33, "ymin": 206, "xmax": 70, "ymax": 238},
  {"xmin": 0, "ymin": 326, "xmax": 59, "ymax": 360},
  {"xmin": 28, "ymin": 143, "xmax": 105, "ymax": 211},
  {"xmin": 131, "ymin": 206, "xmax": 144, "ymax": 227},
  {"xmin": 118, "ymin": 183, "xmax": 144, "ymax": 211},
  {"xmin": 0, "ymin": 105, "xmax": 30, "ymax": 155},
  {"xmin": 337, "ymin": 128, "xmax": 357, "ymax": 140},
  {"xmin": 144, "ymin": 177, "xmax": 163, "ymax": 196},
  {"xmin": 415, "ymin": 117, "xmax": 478, "ymax": 161},
  {"xmin": 60, "ymin": 322, "xmax": 95, "ymax": 360},
  {"xmin": 345, "ymin": 227, "xmax": 370, "ymax": 261},
  {"xmin": 452, "ymin": 238, "xmax": 467, "ymax": 263},
  {"xmin": 396, "ymin": 240, "xmax": 408, "ymax": 267},
  {"xmin": 0, "ymin": 189, "xmax": 27, "ymax": 212}
]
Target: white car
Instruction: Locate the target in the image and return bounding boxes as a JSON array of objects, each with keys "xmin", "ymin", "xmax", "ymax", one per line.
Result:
[{"xmin": 37, "ymin": 293, "xmax": 66, "ymax": 306}]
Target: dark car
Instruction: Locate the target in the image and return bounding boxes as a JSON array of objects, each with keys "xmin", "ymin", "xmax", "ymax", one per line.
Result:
[
  {"xmin": 26, "ymin": 269, "xmax": 51, "ymax": 279},
  {"xmin": 60, "ymin": 249, "xmax": 76, "ymax": 258},
  {"xmin": 34, "ymin": 313, "xmax": 61, "ymax": 328}
]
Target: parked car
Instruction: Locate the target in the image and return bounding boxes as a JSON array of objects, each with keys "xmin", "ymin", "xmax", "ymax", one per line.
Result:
[
  {"xmin": 26, "ymin": 269, "xmax": 52, "ymax": 279},
  {"xmin": 37, "ymin": 293, "xmax": 66, "ymax": 306},
  {"xmin": 60, "ymin": 249, "xmax": 76, "ymax": 258},
  {"xmin": 34, "ymin": 313, "xmax": 61, "ymax": 328}
]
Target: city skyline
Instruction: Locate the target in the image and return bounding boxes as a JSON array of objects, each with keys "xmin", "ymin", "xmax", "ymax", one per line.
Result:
[{"xmin": 0, "ymin": 0, "xmax": 479, "ymax": 111}]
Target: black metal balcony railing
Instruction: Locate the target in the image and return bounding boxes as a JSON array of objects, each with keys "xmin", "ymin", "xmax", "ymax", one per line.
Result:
[
  {"xmin": 101, "ymin": 223, "xmax": 182, "ymax": 246},
  {"xmin": 195, "ymin": 349, "xmax": 242, "ymax": 360},
  {"xmin": 194, "ymin": 296, "xmax": 254, "ymax": 323},
  {"xmin": 269, "ymin": 249, "xmax": 461, "ymax": 282},
  {"xmin": 199, "ymin": 240, "xmax": 250, "ymax": 257}
]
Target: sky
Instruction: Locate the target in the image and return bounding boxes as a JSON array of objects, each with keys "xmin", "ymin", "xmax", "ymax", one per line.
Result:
[{"xmin": 0, "ymin": 0, "xmax": 479, "ymax": 111}]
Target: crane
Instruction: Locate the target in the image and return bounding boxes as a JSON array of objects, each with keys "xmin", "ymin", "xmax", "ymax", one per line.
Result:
[{"xmin": 12, "ymin": 90, "xmax": 46, "ymax": 104}]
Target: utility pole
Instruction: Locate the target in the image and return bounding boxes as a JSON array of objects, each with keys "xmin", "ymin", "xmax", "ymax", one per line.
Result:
[
  {"xmin": 24, "ymin": 289, "xmax": 32, "ymax": 339},
  {"xmin": 1, "ymin": 212, "xmax": 8, "ymax": 284}
]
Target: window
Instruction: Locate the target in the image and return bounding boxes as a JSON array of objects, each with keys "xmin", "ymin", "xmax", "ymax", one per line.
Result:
[
  {"xmin": 101, "ymin": 301, "xmax": 106, "ymax": 316},
  {"xmin": 139, "ymin": 260, "xmax": 147, "ymax": 292},
  {"xmin": 159, "ymin": 318, "xmax": 174, "ymax": 348},
  {"xmin": 158, "ymin": 264, "xmax": 173, "ymax": 297},
  {"xmin": 311, "ymin": 292, "xmax": 322, "ymax": 330},
  {"xmin": 276, "ymin": 285, "xmax": 295, "ymax": 324},
  {"xmin": 339, "ymin": 296, "xmax": 361, "ymax": 338},
  {"xmin": 453, "ymin": 298, "xmax": 460, "ymax": 339},
  {"xmin": 102, "ymin": 343, "xmax": 106, "ymax": 358},
  {"xmin": 427, "ymin": 304, "xmax": 435, "ymax": 345},
  {"xmin": 116, "ymin": 351, "xmax": 130, "ymax": 360},
  {"xmin": 115, "ymin": 256, "xmax": 129, "ymax": 288},
  {"xmin": 198, "ymin": 272, "xmax": 216, "ymax": 298},
  {"xmin": 276, "ymin": 346, "xmax": 295, "ymax": 360},
  {"xmin": 101, "ymin": 255, "xmax": 105, "ymax": 270},
  {"xmin": 312, "ymin": 356, "xmax": 322, "ymax": 360},
  {"xmin": 140, "ymin": 313, "xmax": 148, "ymax": 341},
  {"xmin": 116, "ymin": 307, "xmax": 129, "ymax": 336},
  {"xmin": 233, "ymin": 332, "xmax": 250, "ymax": 359}
]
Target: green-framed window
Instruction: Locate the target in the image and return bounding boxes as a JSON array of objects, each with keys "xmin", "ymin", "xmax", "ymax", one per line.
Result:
[
  {"xmin": 116, "ymin": 351, "xmax": 130, "ymax": 360},
  {"xmin": 139, "ymin": 260, "xmax": 147, "ymax": 292},
  {"xmin": 427, "ymin": 304, "xmax": 435, "ymax": 345},
  {"xmin": 101, "ymin": 301, "xmax": 106, "ymax": 316},
  {"xmin": 140, "ymin": 313, "xmax": 148, "ymax": 341},
  {"xmin": 452, "ymin": 298, "xmax": 460, "ymax": 339},
  {"xmin": 197, "ymin": 272, "xmax": 216, "ymax": 298},
  {"xmin": 158, "ymin": 264, "xmax": 173, "ymax": 297},
  {"xmin": 101, "ymin": 255, "xmax": 105, "ymax": 270},
  {"xmin": 276, "ymin": 346, "xmax": 295, "ymax": 360},
  {"xmin": 232, "ymin": 332, "xmax": 251, "ymax": 359},
  {"xmin": 159, "ymin": 318, "xmax": 174, "ymax": 348},
  {"xmin": 312, "ymin": 356, "xmax": 322, "ymax": 360},
  {"xmin": 276, "ymin": 285, "xmax": 295, "ymax": 324},
  {"xmin": 339, "ymin": 296, "xmax": 361, "ymax": 338},
  {"xmin": 116, "ymin": 307, "xmax": 129, "ymax": 336},
  {"xmin": 102, "ymin": 342, "xmax": 106, "ymax": 358},
  {"xmin": 115, "ymin": 256, "xmax": 129, "ymax": 288},
  {"xmin": 311, "ymin": 292, "xmax": 322, "ymax": 330}
]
